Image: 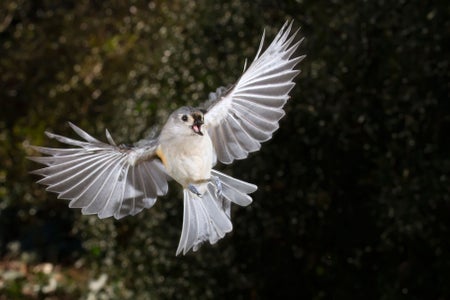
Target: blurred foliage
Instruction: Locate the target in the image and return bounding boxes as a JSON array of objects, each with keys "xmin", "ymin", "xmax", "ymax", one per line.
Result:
[{"xmin": 1, "ymin": 0, "xmax": 449, "ymax": 299}]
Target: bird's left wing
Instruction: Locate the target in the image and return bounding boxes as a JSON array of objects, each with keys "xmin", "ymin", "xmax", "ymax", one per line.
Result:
[
  {"xmin": 29, "ymin": 122, "xmax": 168, "ymax": 219},
  {"xmin": 204, "ymin": 21, "xmax": 305, "ymax": 164}
]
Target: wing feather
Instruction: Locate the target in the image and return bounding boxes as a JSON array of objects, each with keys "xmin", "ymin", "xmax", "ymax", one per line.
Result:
[
  {"xmin": 97, "ymin": 161, "xmax": 127, "ymax": 218},
  {"xmin": 82, "ymin": 158, "xmax": 127, "ymax": 214},
  {"xmin": 204, "ymin": 20, "xmax": 304, "ymax": 164},
  {"xmin": 29, "ymin": 123, "xmax": 168, "ymax": 219}
]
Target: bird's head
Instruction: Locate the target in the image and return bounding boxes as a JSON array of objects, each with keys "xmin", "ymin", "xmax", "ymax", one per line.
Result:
[{"xmin": 165, "ymin": 106, "xmax": 205, "ymax": 137}]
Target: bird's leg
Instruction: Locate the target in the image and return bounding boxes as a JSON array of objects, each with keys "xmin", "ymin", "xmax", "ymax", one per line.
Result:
[
  {"xmin": 211, "ymin": 176, "xmax": 223, "ymax": 197},
  {"xmin": 188, "ymin": 184, "xmax": 202, "ymax": 197}
]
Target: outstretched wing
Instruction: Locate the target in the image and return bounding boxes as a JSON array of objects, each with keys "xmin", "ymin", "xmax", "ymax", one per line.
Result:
[
  {"xmin": 204, "ymin": 20, "xmax": 305, "ymax": 164},
  {"xmin": 29, "ymin": 122, "xmax": 168, "ymax": 219}
]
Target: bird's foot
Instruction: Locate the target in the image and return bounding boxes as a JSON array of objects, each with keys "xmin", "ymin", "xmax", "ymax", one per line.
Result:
[{"xmin": 188, "ymin": 184, "xmax": 202, "ymax": 197}]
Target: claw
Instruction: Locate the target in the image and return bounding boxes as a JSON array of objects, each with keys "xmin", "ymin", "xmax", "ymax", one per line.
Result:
[
  {"xmin": 211, "ymin": 176, "xmax": 223, "ymax": 197},
  {"xmin": 188, "ymin": 184, "xmax": 202, "ymax": 197}
]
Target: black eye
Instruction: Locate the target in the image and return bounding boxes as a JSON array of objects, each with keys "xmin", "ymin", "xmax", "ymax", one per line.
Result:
[{"xmin": 181, "ymin": 115, "xmax": 188, "ymax": 122}]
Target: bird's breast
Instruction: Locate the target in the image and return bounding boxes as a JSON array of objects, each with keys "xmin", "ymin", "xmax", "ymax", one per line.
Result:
[{"xmin": 157, "ymin": 134, "xmax": 214, "ymax": 187}]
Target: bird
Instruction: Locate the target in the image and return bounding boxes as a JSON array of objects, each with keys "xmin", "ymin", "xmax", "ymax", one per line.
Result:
[{"xmin": 29, "ymin": 21, "xmax": 305, "ymax": 255}]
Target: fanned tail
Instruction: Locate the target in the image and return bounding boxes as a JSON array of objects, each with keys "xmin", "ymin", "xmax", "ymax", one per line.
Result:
[{"xmin": 176, "ymin": 170, "xmax": 257, "ymax": 255}]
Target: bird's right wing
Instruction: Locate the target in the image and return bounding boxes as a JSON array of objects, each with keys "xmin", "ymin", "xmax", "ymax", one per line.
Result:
[{"xmin": 29, "ymin": 122, "xmax": 168, "ymax": 219}]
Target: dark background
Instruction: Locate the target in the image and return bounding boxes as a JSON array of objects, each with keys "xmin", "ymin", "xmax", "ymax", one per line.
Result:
[{"xmin": 1, "ymin": 0, "xmax": 449, "ymax": 299}]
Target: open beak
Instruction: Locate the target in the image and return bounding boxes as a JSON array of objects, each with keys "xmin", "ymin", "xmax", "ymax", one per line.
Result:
[{"xmin": 192, "ymin": 116, "xmax": 204, "ymax": 136}]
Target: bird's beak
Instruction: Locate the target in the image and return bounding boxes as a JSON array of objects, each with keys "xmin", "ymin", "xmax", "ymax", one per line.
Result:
[{"xmin": 192, "ymin": 115, "xmax": 204, "ymax": 136}]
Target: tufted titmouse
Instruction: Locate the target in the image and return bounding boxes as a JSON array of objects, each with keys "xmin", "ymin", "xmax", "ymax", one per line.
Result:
[{"xmin": 29, "ymin": 21, "xmax": 304, "ymax": 255}]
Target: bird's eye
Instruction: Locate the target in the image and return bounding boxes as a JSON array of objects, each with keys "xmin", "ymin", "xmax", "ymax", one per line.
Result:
[{"xmin": 181, "ymin": 115, "xmax": 188, "ymax": 122}]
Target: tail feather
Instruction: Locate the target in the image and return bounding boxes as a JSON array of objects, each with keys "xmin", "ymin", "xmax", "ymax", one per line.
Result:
[{"xmin": 176, "ymin": 170, "xmax": 257, "ymax": 255}]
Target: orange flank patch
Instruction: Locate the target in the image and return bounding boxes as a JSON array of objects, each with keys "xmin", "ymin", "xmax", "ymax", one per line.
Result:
[{"xmin": 155, "ymin": 146, "xmax": 167, "ymax": 167}]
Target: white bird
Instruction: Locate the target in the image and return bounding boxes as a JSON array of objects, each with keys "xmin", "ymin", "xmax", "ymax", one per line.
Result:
[{"xmin": 29, "ymin": 21, "xmax": 305, "ymax": 255}]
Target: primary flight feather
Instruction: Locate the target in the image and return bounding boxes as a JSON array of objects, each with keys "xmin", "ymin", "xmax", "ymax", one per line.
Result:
[{"xmin": 29, "ymin": 20, "xmax": 305, "ymax": 255}]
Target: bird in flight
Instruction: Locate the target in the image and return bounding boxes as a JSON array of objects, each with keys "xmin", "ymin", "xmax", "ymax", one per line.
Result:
[{"xmin": 29, "ymin": 21, "xmax": 305, "ymax": 255}]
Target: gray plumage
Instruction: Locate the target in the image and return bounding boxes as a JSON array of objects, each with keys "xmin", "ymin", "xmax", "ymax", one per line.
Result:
[{"xmin": 29, "ymin": 20, "xmax": 304, "ymax": 255}]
